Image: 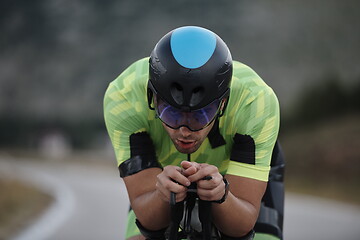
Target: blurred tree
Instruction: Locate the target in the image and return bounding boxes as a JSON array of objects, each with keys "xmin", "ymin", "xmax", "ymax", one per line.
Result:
[
  {"xmin": 0, "ymin": 0, "xmax": 359, "ymax": 149},
  {"xmin": 0, "ymin": 0, "xmax": 57, "ymax": 50},
  {"xmin": 288, "ymin": 75, "xmax": 359, "ymax": 127}
]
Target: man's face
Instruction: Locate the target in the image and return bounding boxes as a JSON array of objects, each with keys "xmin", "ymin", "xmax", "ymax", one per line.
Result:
[{"xmin": 162, "ymin": 121, "xmax": 215, "ymax": 154}]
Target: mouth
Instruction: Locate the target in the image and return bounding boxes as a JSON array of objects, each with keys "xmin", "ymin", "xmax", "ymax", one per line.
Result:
[{"xmin": 176, "ymin": 139, "xmax": 196, "ymax": 150}]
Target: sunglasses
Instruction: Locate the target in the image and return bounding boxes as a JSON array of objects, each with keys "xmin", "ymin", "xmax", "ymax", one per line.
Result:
[{"xmin": 154, "ymin": 95, "xmax": 223, "ymax": 131}]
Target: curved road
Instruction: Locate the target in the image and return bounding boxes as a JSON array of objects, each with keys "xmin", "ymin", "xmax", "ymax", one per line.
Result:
[{"xmin": 1, "ymin": 157, "xmax": 359, "ymax": 240}]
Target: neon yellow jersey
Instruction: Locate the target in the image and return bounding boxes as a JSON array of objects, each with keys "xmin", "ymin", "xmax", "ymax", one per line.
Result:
[{"xmin": 104, "ymin": 57, "xmax": 280, "ymax": 182}]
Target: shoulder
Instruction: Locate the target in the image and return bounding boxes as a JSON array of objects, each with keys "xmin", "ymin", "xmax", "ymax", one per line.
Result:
[
  {"xmin": 231, "ymin": 61, "xmax": 272, "ymax": 91},
  {"xmin": 222, "ymin": 60, "xmax": 280, "ymax": 133},
  {"xmin": 104, "ymin": 57, "xmax": 152, "ymax": 131},
  {"xmin": 105, "ymin": 58, "xmax": 149, "ymax": 105},
  {"xmin": 109, "ymin": 57, "xmax": 149, "ymax": 90},
  {"xmin": 229, "ymin": 60, "xmax": 278, "ymax": 106}
]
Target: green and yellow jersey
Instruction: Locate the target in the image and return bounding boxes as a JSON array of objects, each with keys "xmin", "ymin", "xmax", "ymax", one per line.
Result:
[
  {"xmin": 104, "ymin": 57, "xmax": 280, "ymax": 239},
  {"xmin": 104, "ymin": 57, "xmax": 279, "ymax": 182}
]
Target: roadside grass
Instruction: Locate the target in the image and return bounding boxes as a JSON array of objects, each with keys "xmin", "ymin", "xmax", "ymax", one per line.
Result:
[
  {"xmin": 280, "ymin": 113, "xmax": 360, "ymax": 205},
  {"xmin": 0, "ymin": 179, "xmax": 53, "ymax": 239}
]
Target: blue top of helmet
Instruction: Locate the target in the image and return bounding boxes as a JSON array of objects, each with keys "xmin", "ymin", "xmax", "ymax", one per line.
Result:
[{"xmin": 170, "ymin": 26, "xmax": 216, "ymax": 69}]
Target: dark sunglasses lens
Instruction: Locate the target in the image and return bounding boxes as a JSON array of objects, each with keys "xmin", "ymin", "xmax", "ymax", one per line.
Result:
[{"xmin": 156, "ymin": 97, "xmax": 220, "ymax": 131}]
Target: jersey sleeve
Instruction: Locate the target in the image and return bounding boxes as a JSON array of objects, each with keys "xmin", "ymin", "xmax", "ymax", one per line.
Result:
[
  {"xmin": 226, "ymin": 63, "xmax": 280, "ymax": 182},
  {"xmin": 103, "ymin": 58, "xmax": 151, "ymax": 167}
]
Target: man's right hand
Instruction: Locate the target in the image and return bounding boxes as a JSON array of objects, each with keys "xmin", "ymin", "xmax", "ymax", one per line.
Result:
[{"xmin": 156, "ymin": 165, "xmax": 190, "ymax": 203}]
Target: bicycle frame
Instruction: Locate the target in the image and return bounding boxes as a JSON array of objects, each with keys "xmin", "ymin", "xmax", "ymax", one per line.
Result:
[{"xmin": 168, "ymin": 187, "xmax": 218, "ymax": 240}]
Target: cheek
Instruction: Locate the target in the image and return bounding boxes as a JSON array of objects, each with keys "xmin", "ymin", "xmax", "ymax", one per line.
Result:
[
  {"xmin": 200, "ymin": 125, "xmax": 214, "ymax": 139},
  {"xmin": 162, "ymin": 124, "xmax": 177, "ymax": 137},
  {"xmin": 197, "ymin": 131, "xmax": 210, "ymax": 142}
]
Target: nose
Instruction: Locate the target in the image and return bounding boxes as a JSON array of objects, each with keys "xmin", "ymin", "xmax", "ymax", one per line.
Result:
[{"xmin": 179, "ymin": 126, "xmax": 192, "ymax": 138}]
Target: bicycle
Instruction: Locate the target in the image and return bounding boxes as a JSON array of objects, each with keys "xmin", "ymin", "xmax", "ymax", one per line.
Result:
[{"xmin": 167, "ymin": 184, "xmax": 256, "ymax": 240}]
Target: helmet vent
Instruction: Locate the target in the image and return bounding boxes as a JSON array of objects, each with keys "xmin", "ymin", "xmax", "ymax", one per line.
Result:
[
  {"xmin": 170, "ymin": 83, "xmax": 184, "ymax": 105},
  {"xmin": 190, "ymin": 87, "xmax": 204, "ymax": 107}
]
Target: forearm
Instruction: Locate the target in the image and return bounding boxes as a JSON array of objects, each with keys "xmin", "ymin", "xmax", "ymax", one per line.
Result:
[
  {"xmin": 131, "ymin": 189, "xmax": 171, "ymax": 231},
  {"xmin": 125, "ymin": 166, "xmax": 189, "ymax": 231},
  {"xmin": 212, "ymin": 192, "xmax": 259, "ymax": 237}
]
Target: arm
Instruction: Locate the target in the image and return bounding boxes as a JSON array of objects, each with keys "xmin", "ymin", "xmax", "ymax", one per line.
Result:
[
  {"xmin": 212, "ymin": 174, "xmax": 266, "ymax": 236},
  {"xmin": 202, "ymin": 68, "xmax": 279, "ymax": 236}
]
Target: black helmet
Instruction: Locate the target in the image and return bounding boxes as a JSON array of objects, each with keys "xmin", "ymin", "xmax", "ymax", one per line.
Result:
[{"xmin": 148, "ymin": 26, "xmax": 232, "ymax": 112}]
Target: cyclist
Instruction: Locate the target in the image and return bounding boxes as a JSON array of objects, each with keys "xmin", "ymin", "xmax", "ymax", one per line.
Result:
[{"xmin": 104, "ymin": 26, "xmax": 283, "ymax": 240}]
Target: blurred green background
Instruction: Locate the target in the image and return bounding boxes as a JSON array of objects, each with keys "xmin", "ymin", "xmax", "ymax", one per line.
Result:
[{"xmin": 1, "ymin": 0, "xmax": 359, "ymax": 210}]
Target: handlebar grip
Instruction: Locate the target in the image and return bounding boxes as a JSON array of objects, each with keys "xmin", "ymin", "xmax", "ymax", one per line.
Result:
[{"xmin": 170, "ymin": 192, "xmax": 176, "ymax": 206}]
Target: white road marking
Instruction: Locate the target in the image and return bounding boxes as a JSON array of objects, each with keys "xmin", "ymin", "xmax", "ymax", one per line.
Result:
[{"xmin": 0, "ymin": 160, "xmax": 75, "ymax": 240}]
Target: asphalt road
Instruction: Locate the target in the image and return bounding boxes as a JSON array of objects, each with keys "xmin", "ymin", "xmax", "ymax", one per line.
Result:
[{"xmin": 1, "ymin": 157, "xmax": 359, "ymax": 240}]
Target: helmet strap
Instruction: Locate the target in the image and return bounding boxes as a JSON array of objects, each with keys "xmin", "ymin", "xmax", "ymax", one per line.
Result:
[
  {"xmin": 147, "ymin": 87, "xmax": 155, "ymax": 110},
  {"xmin": 218, "ymin": 96, "xmax": 229, "ymax": 117}
]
